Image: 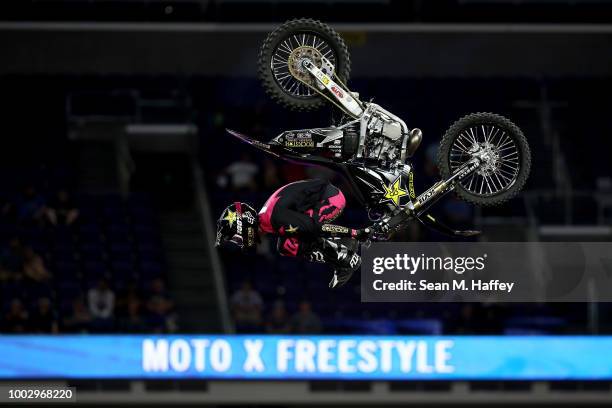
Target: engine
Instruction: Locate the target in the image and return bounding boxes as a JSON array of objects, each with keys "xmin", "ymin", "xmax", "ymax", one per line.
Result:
[{"xmin": 361, "ymin": 112, "xmax": 404, "ymax": 164}]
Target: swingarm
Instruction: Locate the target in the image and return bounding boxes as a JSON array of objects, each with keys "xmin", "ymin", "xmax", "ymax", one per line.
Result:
[{"xmin": 302, "ymin": 59, "xmax": 364, "ymax": 117}]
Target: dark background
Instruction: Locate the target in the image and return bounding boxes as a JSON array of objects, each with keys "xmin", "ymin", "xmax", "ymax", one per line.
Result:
[
  {"xmin": 2, "ymin": 1, "xmax": 612, "ymax": 405},
  {"xmin": 0, "ymin": 0, "xmax": 611, "ymax": 362}
]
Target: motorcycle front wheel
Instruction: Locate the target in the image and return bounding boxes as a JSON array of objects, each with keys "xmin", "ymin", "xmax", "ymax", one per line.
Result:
[
  {"xmin": 258, "ymin": 18, "xmax": 351, "ymax": 112},
  {"xmin": 438, "ymin": 112, "xmax": 531, "ymax": 206}
]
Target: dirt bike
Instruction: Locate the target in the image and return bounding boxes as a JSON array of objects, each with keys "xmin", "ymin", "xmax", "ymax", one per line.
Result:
[{"xmin": 227, "ymin": 18, "xmax": 531, "ymax": 240}]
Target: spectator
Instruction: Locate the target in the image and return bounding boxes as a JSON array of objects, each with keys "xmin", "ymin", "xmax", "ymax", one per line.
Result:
[
  {"xmin": 262, "ymin": 158, "xmax": 281, "ymax": 189},
  {"xmin": 45, "ymin": 190, "xmax": 79, "ymax": 226},
  {"xmin": 87, "ymin": 279, "xmax": 115, "ymax": 332},
  {"xmin": 223, "ymin": 153, "xmax": 259, "ymax": 191},
  {"xmin": 146, "ymin": 279, "xmax": 174, "ymax": 315},
  {"xmin": 22, "ymin": 246, "xmax": 51, "ymax": 283},
  {"xmin": 63, "ymin": 297, "xmax": 92, "ymax": 333},
  {"xmin": 147, "ymin": 278, "xmax": 172, "ymax": 304},
  {"xmin": 290, "ymin": 300, "xmax": 322, "ymax": 334},
  {"xmin": 146, "ymin": 278, "xmax": 177, "ymax": 333},
  {"xmin": 265, "ymin": 300, "xmax": 291, "ymax": 334},
  {"xmin": 230, "ymin": 281, "xmax": 263, "ymax": 332},
  {"xmin": 0, "ymin": 256, "xmax": 26, "ymax": 301},
  {"xmin": 114, "ymin": 285, "xmax": 139, "ymax": 319},
  {"xmin": 16, "ymin": 185, "xmax": 46, "ymax": 224},
  {"xmin": 4, "ymin": 298, "xmax": 29, "ymax": 333},
  {"xmin": 121, "ymin": 296, "xmax": 146, "ymax": 333},
  {"xmin": 1, "ymin": 237, "xmax": 25, "ymax": 273},
  {"xmin": 29, "ymin": 297, "xmax": 58, "ymax": 333},
  {"xmin": 147, "ymin": 296, "xmax": 178, "ymax": 333}
]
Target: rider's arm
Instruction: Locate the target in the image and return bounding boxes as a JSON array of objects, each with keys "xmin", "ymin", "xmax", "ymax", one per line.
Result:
[{"xmin": 320, "ymin": 223, "xmax": 360, "ymax": 238}]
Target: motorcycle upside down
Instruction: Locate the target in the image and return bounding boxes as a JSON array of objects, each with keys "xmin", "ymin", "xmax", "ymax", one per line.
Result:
[{"xmin": 227, "ymin": 18, "xmax": 531, "ymax": 242}]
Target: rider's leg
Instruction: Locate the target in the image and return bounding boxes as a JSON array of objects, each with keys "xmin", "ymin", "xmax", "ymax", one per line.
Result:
[
  {"xmin": 277, "ymin": 236, "xmax": 360, "ymax": 273},
  {"xmin": 276, "ymin": 184, "xmax": 356, "ymax": 287},
  {"xmin": 310, "ymin": 184, "xmax": 346, "ymax": 223},
  {"xmin": 318, "ymin": 238, "xmax": 361, "ymax": 288},
  {"xmin": 277, "ymin": 235, "xmax": 360, "ymax": 289},
  {"xmin": 310, "ymin": 185, "xmax": 358, "ymax": 287}
]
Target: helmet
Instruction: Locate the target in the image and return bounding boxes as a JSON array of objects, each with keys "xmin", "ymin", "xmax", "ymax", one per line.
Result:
[{"xmin": 215, "ymin": 202, "xmax": 259, "ymax": 251}]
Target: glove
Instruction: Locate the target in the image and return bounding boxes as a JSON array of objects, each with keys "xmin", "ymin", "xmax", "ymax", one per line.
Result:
[
  {"xmin": 370, "ymin": 218, "xmax": 392, "ymax": 241},
  {"xmin": 374, "ymin": 218, "xmax": 391, "ymax": 232}
]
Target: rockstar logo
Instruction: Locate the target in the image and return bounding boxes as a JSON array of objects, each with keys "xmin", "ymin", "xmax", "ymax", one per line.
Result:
[
  {"xmin": 286, "ymin": 224, "xmax": 299, "ymax": 234},
  {"xmin": 223, "ymin": 209, "xmax": 237, "ymax": 228},
  {"xmin": 382, "ymin": 176, "xmax": 408, "ymax": 207}
]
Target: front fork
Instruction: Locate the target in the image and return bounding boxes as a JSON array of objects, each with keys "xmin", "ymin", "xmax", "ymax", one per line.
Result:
[{"xmin": 411, "ymin": 157, "xmax": 481, "ymax": 216}]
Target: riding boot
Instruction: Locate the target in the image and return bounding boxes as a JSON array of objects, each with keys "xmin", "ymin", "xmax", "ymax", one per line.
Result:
[{"xmin": 304, "ymin": 238, "xmax": 361, "ymax": 288}]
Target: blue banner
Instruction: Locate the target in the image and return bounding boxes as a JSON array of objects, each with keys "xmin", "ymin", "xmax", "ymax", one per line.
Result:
[{"xmin": 0, "ymin": 335, "xmax": 611, "ymax": 380}]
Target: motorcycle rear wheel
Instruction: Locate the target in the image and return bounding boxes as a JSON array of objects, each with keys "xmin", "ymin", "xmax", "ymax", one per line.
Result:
[
  {"xmin": 258, "ymin": 18, "xmax": 351, "ymax": 112},
  {"xmin": 438, "ymin": 112, "xmax": 531, "ymax": 206}
]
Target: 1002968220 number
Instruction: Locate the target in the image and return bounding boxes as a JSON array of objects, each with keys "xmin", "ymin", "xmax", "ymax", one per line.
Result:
[{"xmin": 3, "ymin": 386, "xmax": 76, "ymax": 402}]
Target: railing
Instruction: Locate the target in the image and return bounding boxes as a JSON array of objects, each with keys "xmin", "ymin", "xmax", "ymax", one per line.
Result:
[{"xmin": 192, "ymin": 159, "xmax": 234, "ymax": 333}]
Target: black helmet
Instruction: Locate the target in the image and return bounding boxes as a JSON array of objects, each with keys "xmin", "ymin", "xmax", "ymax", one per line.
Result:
[{"xmin": 215, "ymin": 202, "xmax": 259, "ymax": 251}]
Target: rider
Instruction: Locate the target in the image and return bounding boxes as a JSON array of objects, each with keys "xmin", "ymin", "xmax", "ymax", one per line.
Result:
[{"xmin": 215, "ymin": 179, "xmax": 370, "ymax": 288}]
